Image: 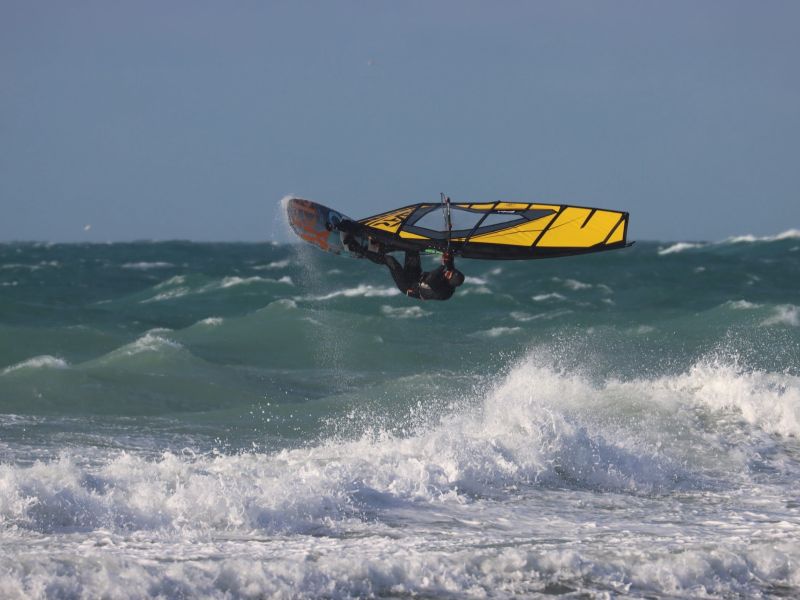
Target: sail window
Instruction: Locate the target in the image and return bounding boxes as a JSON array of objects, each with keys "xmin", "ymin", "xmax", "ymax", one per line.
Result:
[{"xmin": 480, "ymin": 212, "xmax": 525, "ymax": 228}]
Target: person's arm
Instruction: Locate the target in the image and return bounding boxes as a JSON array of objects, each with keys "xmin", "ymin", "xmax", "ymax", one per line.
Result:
[{"xmin": 442, "ymin": 251, "xmax": 455, "ymax": 270}]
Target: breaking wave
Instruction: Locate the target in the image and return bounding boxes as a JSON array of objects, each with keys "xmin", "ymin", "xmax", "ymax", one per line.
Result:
[
  {"xmin": 2, "ymin": 353, "xmax": 799, "ymax": 596},
  {"xmin": 4, "ymin": 353, "xmax": 797, "ymax": 531}
]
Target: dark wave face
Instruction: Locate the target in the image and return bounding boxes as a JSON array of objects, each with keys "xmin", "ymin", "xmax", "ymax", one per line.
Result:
[{"xmin": 1, "ymin": 234, "xmax": 799, "ymax": 598}]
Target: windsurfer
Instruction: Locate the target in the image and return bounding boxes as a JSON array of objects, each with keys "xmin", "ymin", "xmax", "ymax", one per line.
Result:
[{"xmin": 339, "ymin": 222, "xmax": 464, "ymax": 301}]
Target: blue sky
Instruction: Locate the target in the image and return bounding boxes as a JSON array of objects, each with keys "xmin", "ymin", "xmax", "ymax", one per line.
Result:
[{"xmin": 2, "ymin": 1, "xmax": 798, "ymax": 242}]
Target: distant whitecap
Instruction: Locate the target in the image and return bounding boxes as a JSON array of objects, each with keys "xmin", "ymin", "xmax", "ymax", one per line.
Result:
[
  {"xmin": 198, "ymin": 317, "xmax": 224, "ymax": 326},
  {"xmin": 724, "ymin": 300, "xmax": 761, "ymax": 310},
  {"xmin": 725, "ymin": 229, "xmax": 800, "ymax": 244},
  {"xmin": 305, "ymin": 285, "xmax": 400, "ymax": 300},
  {"xmin": 658, "ymin": 242, "xmax": 705, "ymax": 255},
  {"xmin": 1, "ymin": 355, "xmax": 69, "ymax": 375},
  {"xmin": 470, "ymin": 326, "xmax": 522, "ymax": 338},
  {"xmin": 122, "ymin": 261, "xmax": 174, "ymax": 270},
  {"xmin": 253, "ymin": 259, "xmax": 292, "ymax": 270},
  {"xmin": 532, "ymin": 292, "xmax": 566, "ymax": 302}
]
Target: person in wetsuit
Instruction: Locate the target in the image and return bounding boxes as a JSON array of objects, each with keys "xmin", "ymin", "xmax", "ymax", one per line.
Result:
[
  {"xmin": 339, "ymin": 223, "xmax": 465, "ymax": 300},
  {"xmin": 382, "ymin": 249, "xmax": 464, "ymax": 301}
]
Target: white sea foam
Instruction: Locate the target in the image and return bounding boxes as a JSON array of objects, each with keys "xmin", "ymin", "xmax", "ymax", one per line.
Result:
[
  {"xmin": 221, "ymin": 274, "xmax": 294, "ymax": 287},
  {"xmin": 552, "ymin": 278, "xmax": 612, "ymax": 294},
  {"xmin": 253, "ymin": 259, "xmax": 292, "ymax": 270},
  {"xmin": 511, "ymin": 309, "xmax": 573, "ymax": 321},
  {"xmin": 1, "ymin": 355, "xmax": 69, "ymax": 375},
  {"xmin": 0, "ymin": 361, "xmax": 688, "ymax": 536},
  {"xmin": 140, "ymin": 287, "xmax": 191, "ymax": 303},
  {"xmin": 122, "ymin": 261, "xmax": 174, "ymax": 270},
  {"xmin": 109, "ymin": 333, "xmax": 183, "ymax": 357},
  {"xmin": 724, "ymin": 299, "xmax": 762, "ymax": 310},
  {"xmin": 610, "ymin": 360, "xmax": 800, "ymax": 437},
  {"xmin": 761, "ymin": 304, "xmax": 799, "ymax": 327},
  {"xmin": 6, "ymin": 356, "xmax": 793, "ymax": 531},
  {"xmin": 725, "ymin": 229, "xmax": 800, "ymax": 243},
  {"xmin": 381, "ymin": 305, "xmax": 431, "ymax": 319},
  {"xmin": 561, "ymin": 278, "xmax": 592, "ymax": 290},
  {"xmin": 270, "ymin": 298, "xmax": 298, "ymax": 310},
  {"xmin": 532, "ymin": 292, "xmax": 566, "ymax": 302},
  {"xmin": 144, "ymin": 274, "xmax": 293, "ymax": 302},
  {"xmin": 1, "ymin": 263, "xmax": 41, "ymax": 271},
  {"xmin": 471, "ymin": 326, "xmax": 522, "ymax": 338},
  {"xmin": 658, "ymin": 242, "xmax": 705, "ymax": 255},
  {"xmin": 306, "ymin": 285, "xmax": 400, "ymax": 301},
  {"xmin": 1, "ymin": 356, "xmax": 799, "ymax": 597},
  {"xmin": 460, "ymin": 285, "xmax": 493, "ymax": 295},
  {"xmin": 0, "ymin": 261, "xmax": 57, "ymax": 270},
  {"xmin": 154, "ymin": 275, "xmax": 186, "ymax": 288},
  {"xmin": 464, "ymin": 276, "xmax": 487, "ymax": 285},
  {"xmin": 198, "ymin": 317, "xmax": 224, "ymax": 326},
  {"xmin": 510, "ymin": 311, "xmax": 535, "ymax": 322},
  {"xmin": 0, "ymin": 536, "xmax": 796, "ymax": 599},
  {"xmin": 220, "ymin": 276, "xmax": 278, "ymax": 288}
]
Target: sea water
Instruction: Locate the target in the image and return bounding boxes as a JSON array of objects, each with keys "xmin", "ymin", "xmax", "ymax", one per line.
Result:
[{"xmin": 1, "ymin": 233, "xmax": 799, "ymax": 598}]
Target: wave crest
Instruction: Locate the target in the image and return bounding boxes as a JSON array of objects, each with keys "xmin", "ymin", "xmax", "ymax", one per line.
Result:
[{"xmin": 1, "ymin": 355, "xmax": 69, "ymax": 376}]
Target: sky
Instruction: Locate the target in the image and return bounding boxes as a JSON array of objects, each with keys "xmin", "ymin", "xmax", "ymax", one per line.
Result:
[{"xmin": 1, "ymin": 1, "xmax": 799, "ymax": 243}]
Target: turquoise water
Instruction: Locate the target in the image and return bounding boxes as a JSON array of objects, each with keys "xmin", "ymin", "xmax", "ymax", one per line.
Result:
[{"xmin": 1, "ymin": 233, "xmax": 799, "ymax": 598}]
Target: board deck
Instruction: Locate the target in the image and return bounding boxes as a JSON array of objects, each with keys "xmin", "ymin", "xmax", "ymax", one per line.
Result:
[{"xmin": 286, "ymin": 198, "xmax": 370, "ymax": 258}]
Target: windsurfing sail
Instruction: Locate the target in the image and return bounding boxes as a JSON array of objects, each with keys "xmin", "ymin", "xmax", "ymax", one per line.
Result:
[{"xmin": 358, "ymin": 200, "xmax": 631, "ymax": 260}]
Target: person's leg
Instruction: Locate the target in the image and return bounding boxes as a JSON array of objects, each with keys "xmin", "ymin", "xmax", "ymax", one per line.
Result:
[
  {"xmin": 384, "ymin": 254, "xmax": 411, "ymax": 292},
  {"xmin": 403, "ymin": 251, "xmax": 422, "ymax": 281}
]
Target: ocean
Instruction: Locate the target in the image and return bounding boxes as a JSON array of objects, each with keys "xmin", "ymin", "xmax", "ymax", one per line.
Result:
[{"xmin": 1, "ymin": 232, "xmax": 799, "ymax": 598}]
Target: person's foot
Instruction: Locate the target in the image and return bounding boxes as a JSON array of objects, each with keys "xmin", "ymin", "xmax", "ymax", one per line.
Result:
[{"xmin": 342, "ymin": 234, "xmax": 366, "ymax": 256}]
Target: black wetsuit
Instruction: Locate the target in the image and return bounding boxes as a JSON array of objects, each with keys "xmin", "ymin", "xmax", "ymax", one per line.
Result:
[
  {"xmin": 383, "ymin": 252, "xmax": 460, "ymax": 300},
  {"xmin": 339, "ymin": 221, "xmax": 463, "ymax": 300},
  {"xmin": 358, "ymin": 249, "xmax": 462, "ymax": 300}
]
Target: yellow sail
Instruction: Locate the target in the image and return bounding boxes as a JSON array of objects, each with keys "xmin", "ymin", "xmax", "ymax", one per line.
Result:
[{"xmin": 358, "ymin": 201, "xmax": 630, "ymax": 260}]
